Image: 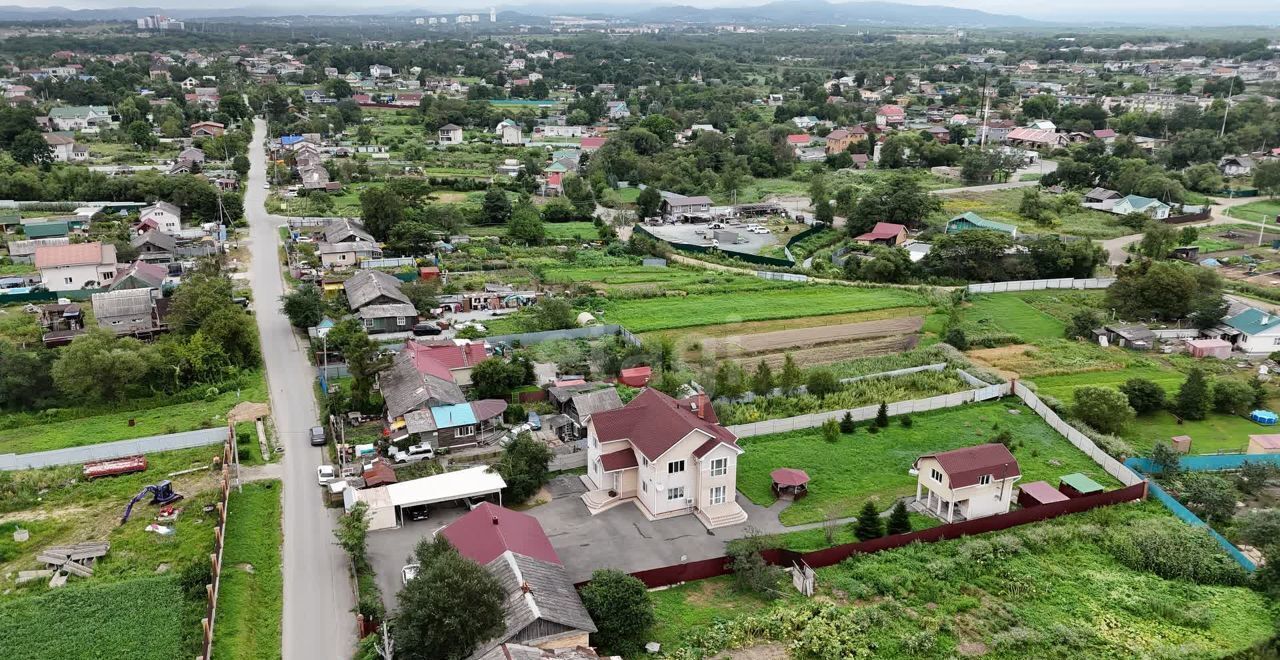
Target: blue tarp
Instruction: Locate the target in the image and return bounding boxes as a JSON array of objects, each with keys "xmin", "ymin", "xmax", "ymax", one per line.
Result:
[
  {"xmin": 280, "ymin": 134, "xmax": 304, "ymax": 146},
  {"xmin": 430, "ymin": 403, "xmax": 477, "ymax": 429}
]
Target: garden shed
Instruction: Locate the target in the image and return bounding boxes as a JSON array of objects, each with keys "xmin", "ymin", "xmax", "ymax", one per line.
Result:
[
  {"xmin": 1247, "ymin": 434, "xmax": 1280, "ymax": 455},
  {"xmin": 1186, "ymin": 338, "xmax": 1232, "ymax": 359},
  {"xmin": 1017, "ymin": 481, "xmax": 1070, "ymax": 507},
  {"xmin": 1058, "ymin": 473, "xmax": 1105, "ymax": 498},
  {"xmin": 1170, "ymin": 435, "xmax": 1192, "ymax": 453}
]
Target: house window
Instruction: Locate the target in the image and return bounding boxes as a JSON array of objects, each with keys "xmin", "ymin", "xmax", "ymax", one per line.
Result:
[
  {"xmin": 589, "ymin": 435, "xmax": 597, "ymax": 449},
  {"xmin": 931, "ymin": 468, "xmax": 943, "ymax": 483},
  {"xmin": 64, "ymin": 277, "xmax": 73, "ymax": 284},
  {"xmin": 396, "ymin": 317, "xmax": 407, "ymax": 326},
  {"xmin": 642, "ymin": 457, "xmax": 649, "ymax": 468},
  {"xmin": 641, "ymin": 480, "xmax": 648, "ymax": 493},
  {"xmin": 456, "ymin": 425, "xmax": 476, "ymax": 437},
  {"xmin": 101, "ymin": 272, "xmax": 113, "ymax": 280},
  {"xmin": 668, "ymin": 460, "xmax": 685, "ymax": 474},
  {"xmin": 710, "ymin": 457, "xmax": 728, "ymax": 477},
  {"xmin": 667, "ymin": 486, "xmax": 685, "ymax": 501},
  {"xmin": 710, "ymin": 485, "xmax": 726, "ymax": 505},
  {"xmin": 978, "ymin": 474, "xmax": 992, "ymax": 486}
]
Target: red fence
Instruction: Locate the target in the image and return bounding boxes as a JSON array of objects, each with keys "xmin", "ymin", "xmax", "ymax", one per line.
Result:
[
  {"xmin": 1163, "ymin": 211, "xmax": 1211, "ymax": 225},
  {"xmin": 611, "ymin": 482, "xmax": 1148, "ymax": 589}
]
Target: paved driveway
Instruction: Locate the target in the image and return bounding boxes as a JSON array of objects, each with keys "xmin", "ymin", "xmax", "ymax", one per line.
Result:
[
  {"xmin": 367, "ymin": 476, "xmax": 786, "ymax": 601},
  {"xmin": 529, "ymin": 477, "xmax": 782, "ymax": 583}
]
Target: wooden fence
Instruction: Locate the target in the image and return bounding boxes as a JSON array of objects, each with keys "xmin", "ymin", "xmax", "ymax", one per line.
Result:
[
  {"xmin": 198, "ymin": 427, "xmax": 235, "ymax": 660},
  {"xmin": 602, "ymin": 482, "xmax": 1148, "ymax": 589}
]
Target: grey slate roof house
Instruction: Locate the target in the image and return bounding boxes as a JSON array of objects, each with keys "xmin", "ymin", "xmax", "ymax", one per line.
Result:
[
  {"xmin": 132, "ymin": 230, "xmax": 177, "ymax": 263},
  {"xmin": 91, "ymin": 288, "xmax": 166, "ymax": 338},
  {"xmin": 323, "ymin": 218, "xmax": 376, "ymax": 244},
  {"xmin": 344, "ymin": 269, "xmax": 412, "ymax": 311},
  {"xmin": 378, "ymin": 350, "xmax": 466, "ymax": 419}
]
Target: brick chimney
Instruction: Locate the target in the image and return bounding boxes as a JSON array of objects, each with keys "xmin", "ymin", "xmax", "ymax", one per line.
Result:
[{"xmin": 695, "ymin": 391, "xmax": 707, "ymax": 420}]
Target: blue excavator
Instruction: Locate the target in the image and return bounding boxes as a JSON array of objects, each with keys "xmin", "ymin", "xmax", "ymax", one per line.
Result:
[{"xmin": 121, "ymin": 480, "xmax": 184, "ymax": 524}]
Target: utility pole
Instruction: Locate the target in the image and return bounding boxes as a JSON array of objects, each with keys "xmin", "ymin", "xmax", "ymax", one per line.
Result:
[{"xmin": 1219, "ymin": 76, "xmax": 1235, "ymax": 139}]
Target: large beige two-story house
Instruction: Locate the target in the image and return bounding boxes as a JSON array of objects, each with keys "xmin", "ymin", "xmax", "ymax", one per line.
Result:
[
  {"xmin": 583, "ymin": 388, "xmax": 746, "ymax": 529},
  {"xmin": 914, "ymin": 443, "xmax": 1021, "ymax": 523}
]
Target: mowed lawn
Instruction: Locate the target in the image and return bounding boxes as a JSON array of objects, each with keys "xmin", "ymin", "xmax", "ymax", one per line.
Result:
[
  {"xmin": 737, "ymin": 401, "xmax": 1119, "ymax": 526},
  {"xmin": 1030, "ymin": 368, "xmax": 1264, "ymax": 454},
  {"xmin": 1029, "ymin": 367, "xmax": 1186, "ymax": 400},
  {"xmin": 965, "ymin": 294, "xmax": 1066, "ymax": 343},
  {"xmin": 0, "ymin": 373, "xmax": 267, "ymax": 455},
  {"xmin": 1226, "ymin": 199, "xmax": 1280, "ymax": 224},
  {"xmin": 602, "ymin": 285, "xmax": 925, "ymax": 333}
]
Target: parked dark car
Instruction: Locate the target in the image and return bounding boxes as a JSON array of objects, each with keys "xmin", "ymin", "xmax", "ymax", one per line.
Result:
[
  {"xmin": 309, "ymin": 426, "xmax": 326, "ymax": 446},
  {"xmin": 404, "ymin": 505, "xmax": 430, "ymax": 521},
  {"xmin": 412, "ymin": 323, "xmax": 442, "ymax": 336}
]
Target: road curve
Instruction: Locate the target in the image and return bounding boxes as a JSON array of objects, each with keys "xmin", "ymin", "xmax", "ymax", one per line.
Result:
[{"xmin": 244, "ymin": 117, "xmax": 356, "ymax": 659}]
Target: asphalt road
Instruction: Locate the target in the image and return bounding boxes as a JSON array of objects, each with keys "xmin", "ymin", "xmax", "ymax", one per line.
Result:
[
  {"xmin": 244, "ymin": 118, "xmax": 355, "ymax": 659},
  {"xmin": 1100, "ymin": 196, "xmax": 1264, "ymax": 265}
]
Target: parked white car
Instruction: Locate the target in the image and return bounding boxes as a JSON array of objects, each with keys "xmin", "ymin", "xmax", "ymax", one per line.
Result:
[
  {"xmin": 390, "ymin": 443, "xmax": 436, "ymax": 464},
  {"xmin": 316, "ymin": 464, "xmax": 336, "ymax": 486},
  {"xmin": 401, "ymin": 563, "xmax": 420, "ymax": 585}
]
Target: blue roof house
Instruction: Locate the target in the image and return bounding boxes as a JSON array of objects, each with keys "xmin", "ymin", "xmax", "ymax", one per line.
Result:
[
  {"xmin": 1112, "ymin": 195, "xmax": 1171, "ymax": 220},
  {"xmin": 944, "ymin": 212, "xmax": 1018, "ymax": 238}
]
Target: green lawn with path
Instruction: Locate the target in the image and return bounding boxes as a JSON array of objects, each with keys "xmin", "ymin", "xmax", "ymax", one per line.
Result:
[
  {"xmin": 0, "ymin": 371, "xmax": 267, "ymax": 455},
  {"xmin": 1226, "ymin": 199, "xmax": 1280, "ymax": 223},
  {"xmin": 737, "ymin": 400, "xmax": 1119, "ymax": 526}
]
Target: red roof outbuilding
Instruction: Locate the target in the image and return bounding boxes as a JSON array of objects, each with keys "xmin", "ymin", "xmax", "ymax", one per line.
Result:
[
  {"xmin": 618, "ymin": 366, "xmax": 652, "ymax": 387},
  {"xmin": 440, "ymin": 502, "xmax": 561, "ymax": 566}
]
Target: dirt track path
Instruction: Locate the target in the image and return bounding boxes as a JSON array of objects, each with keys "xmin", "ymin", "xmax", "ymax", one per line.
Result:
[{"xmin": 701, "ymin": 316, "xmax": 924, "ymax": 357}]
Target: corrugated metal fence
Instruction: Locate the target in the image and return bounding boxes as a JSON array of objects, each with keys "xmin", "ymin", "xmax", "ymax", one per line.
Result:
[
  {"xmin": 592, "ymin": 482, "xmax": 1148, "ymax": 589},
  {"xmin": 0, "ymin": 427, "xmax": 229, "ymax": 471},
  {"xmin": 966, "ymin": 277, "xmax": 1115, "ymax": 294}
]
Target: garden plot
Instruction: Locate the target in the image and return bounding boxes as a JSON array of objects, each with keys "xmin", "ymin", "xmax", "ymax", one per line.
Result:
[{"xmin": 697, "ymin": 317, "xmax": 924, "ymax": 368}]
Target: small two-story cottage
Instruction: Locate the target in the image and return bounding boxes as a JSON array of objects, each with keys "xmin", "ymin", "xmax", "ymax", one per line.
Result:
[{"xmin": 914, "ymin": 443, "xmax": 1021, "ymax": 522}]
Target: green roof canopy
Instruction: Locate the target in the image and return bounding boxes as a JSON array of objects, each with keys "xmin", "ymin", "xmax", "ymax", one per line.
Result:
[{"xmin": 1059, "ymin": 473, "xmax": 1104, "ymax": 494}]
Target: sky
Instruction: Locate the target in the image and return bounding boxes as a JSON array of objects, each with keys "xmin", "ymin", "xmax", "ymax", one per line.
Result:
[{"xmin": 2, "ymin": 0, "xmax": 1275, "ymax": 23}]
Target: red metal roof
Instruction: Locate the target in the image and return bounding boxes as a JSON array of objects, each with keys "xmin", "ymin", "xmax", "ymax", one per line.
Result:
[
  {"xmin": 362, "ymin": 459, "xmax": 398, "ymax": 487},
  {"xmin": 403, "ymin": 339, "xmax": 487, "ymax": 374},
  {"xmin": 592, "ymin": 388, "xmax": 736, "ymax": 461},
  {"xmin": 580, "ymin": 137, "xmax": 607, "ymax": 149},
  {"xmin": 854, "ymin": 222, "xmax": 906, "ymax": 241},
  {"xmin": 440, "ymin": 502, "xmax": 561, "ymax": 566},
  {"xmin": 1019, "ymin": 480, "xmax": 1068, "ymax": 504},
  {"xmin": 786, "ymin": 134, "xmax": 811, "ymax": 144},
  {"xmin": 771, "ymin": 468, "xmax": 810, "ymax": 487},
  {"xmin": 915, "ymin": 443, "xmax": 1020, "ymax": 488},
  {"xmin": 600, "ymin": 449, "xmax": 638, "ymax": 472},
  {"xmin": 618, "ymin": 366, "xmax": 652, "ymax": 387},
  {"xmin": 470, "ymin": 399, "xmax": 508, "ymax": 422}
]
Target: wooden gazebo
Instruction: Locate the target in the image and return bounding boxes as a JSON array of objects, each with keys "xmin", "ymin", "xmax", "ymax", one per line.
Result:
[{"xmin": 771, "ymin": 468, "xmax": 810, "ymax": 500}]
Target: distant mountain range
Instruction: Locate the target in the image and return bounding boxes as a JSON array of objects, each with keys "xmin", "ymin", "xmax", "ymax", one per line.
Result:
[{"xmin": 0, "ymin": 1, "xmax": 1037, "ymax": 26}]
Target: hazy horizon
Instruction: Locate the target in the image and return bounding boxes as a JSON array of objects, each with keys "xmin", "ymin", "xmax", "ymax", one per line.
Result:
[{"xmin": 0, "ymin": 0, "xmax": 1276, "ymax": 24}]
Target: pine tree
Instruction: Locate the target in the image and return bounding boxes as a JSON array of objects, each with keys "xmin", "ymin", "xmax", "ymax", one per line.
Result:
[
  {"xmin": 886, "ymin": 500, "xmax": 912, "ymax": 535},
  {"xmin": 853, "ymin": 501, "xmax": 884, "ymax": 541},
  {"xmin": 875, "ymin": 401, "xmax": 890, "ymax": 427},
  {"xmin": 1173, "ymin": 368, "xmax": 1210, "ymax": 421},
  {"xmin": 751, "ymin": 360, "xmax": 774, "ymax": 396},
  {"xmin": 779, "ymin": 354, "xmax": 802, "ymax": 395},
  {"xmin": 839, "ymin": 411, "xmax": 855, "ymax": 433}
]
